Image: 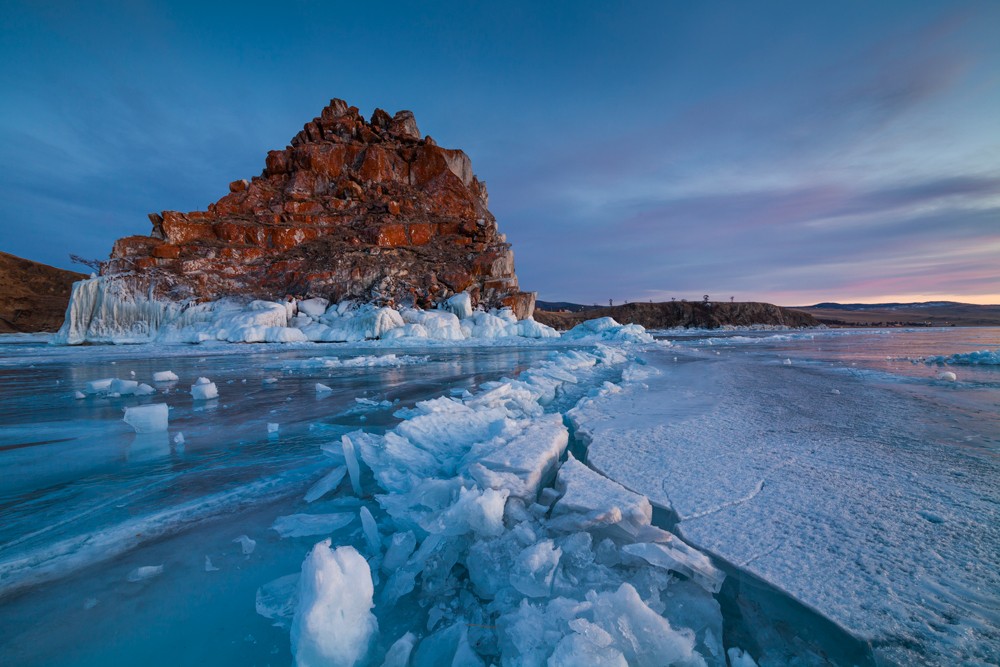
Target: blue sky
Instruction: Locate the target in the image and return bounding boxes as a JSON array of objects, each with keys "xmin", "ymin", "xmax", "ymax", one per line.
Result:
[{"xmin": 2, "ymin": 1, "xmax": 998, "ymax": 304}]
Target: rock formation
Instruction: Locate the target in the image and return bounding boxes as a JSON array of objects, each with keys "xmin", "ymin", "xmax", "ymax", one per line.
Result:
[
  {"xmin": 534, "ymin": 301, "xmax": 819, "ymax": 330},
  {"xmin": 105, "ymin": 99, "xmax": 535, "ymax": 318},
  {"xmin": 0, "ymin": 252, "xmax": 86, "ymax": 332}
]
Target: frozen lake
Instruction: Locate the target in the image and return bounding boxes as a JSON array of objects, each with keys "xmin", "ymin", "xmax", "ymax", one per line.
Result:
[{"xmin": 0, "ymin": 328, "xmax": 997, "ymax": 665}]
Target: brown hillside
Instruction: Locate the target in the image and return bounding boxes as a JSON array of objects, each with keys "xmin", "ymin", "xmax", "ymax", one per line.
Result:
[
  {"xmin": 0, "ymin": 252, "xmax": 86, "ymax": 333},
  {"xmin": 535, "ymin": 301, "xmax": 818, "ymax": 330}
]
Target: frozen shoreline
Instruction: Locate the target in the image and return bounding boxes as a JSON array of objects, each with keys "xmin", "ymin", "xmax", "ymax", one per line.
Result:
[{"xmin": 575, "ymin": 342, "xmax": 1000, "ymax": 665}]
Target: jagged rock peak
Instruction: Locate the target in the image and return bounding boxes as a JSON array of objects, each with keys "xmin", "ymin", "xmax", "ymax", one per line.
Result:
[{"xmin": 103, "ymin": 98, "xmax": 535, "ymax": 319}]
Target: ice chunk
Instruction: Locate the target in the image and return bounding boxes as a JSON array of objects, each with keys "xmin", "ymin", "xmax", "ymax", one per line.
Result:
[
  {"xmin": 233, "ymin": 535, "xmax": 256, "ymax": 555},
  {"xmin": 381, "ymin": 531, "xmax": 417, "ymax": 573},
  {"xmin": 342, "ymin": 434, "xmax": 362, "ymax": 496},
  {"xmin": 419, "ymin": 486, "xmax": 508, "ymax": 538},
  {"xmin": 412, "ymin": 622, "xmax": 484, "ymax": 667},
  {"xmin": 191, "ymin": 381, "xmax": 219, "ymax": 401},
  {"xmin": 195, "ymin": 377, "xmax": 211, "ymax": 385},
  {"xmin": 587, "ymin": 583, "xmax": 699, "ymax": 666},
  {"xmin": 298, "ymin": 298, "xmax": 330, "ymax": 317},
  {"xmin": 622, "ymin": 541, "xmax": 726, "ymax": 593},
  {"xmin": 122, "ymin": 404, "xmax": 169, "ymax": 434},
  {"xmin": 204, "ymin": 556, "xmax": 219, "ymax": 572},
  {"xmin": 267, "ymin": 423, "xmax": 280, "ymax": 434},
  {"xmin": 444, "ymin": 292, "xmax": 473, "ymax": 319},
  {"xmin": 271, "ymin": 513, "xmax": 354, "ymax": 538},
  {"xmin": 173, "ymin": 432, "xmax": 185, "ymax": 445},
  {"xmin": 133, "ymin": 383, "xmax": 156, "ymax": 396},
  {"xmin": 304, "ymin": 466, "xmax": 347, "ymax": 503},
  {"xmin": 728, "ymin": 647, "xmax": 759, "ymax": 667},
  {"xmin": 359, "ymin": 506, "xmax": 380, "ymax": 555},
  {"xmin": 256, "ymin": 574, "xmax": 299, "ymax": 628},
  {"xmin": 85, "ymin": 378, "xmax": 114, "ymax": 394},
  {"xmin": 73, "ymin": 390, "xmax": 86, "ymax": 400},
  {"xmin": 315, "ymin": 383, "xmax": 333, "ymax": 394},
  {"xmin": 469, "ymin": 413, "xmax": 569, "ymax": 500},
  {"xmin": 153, "ymin": 370, "xmax": 178, "ymax": 382},
  {"xmin": 562, "ymin": 317, "xmax": 653, "ymax": 343},
  {"xmin": 127, "ymin": 565, "xmax": 164, "ymax": 582},
  {"xmin": 291, "ymin": 541, "xmax": 377, "ymax": 667},
  {"xmin": 263, "ymin": 377, "xmax": 278, "ymax": 385},
  {"xmin": 110, "ymin": 379, "xmax": 139, "ymax": 395},
  {"xmin": 510, "ymin": 539, "xmax": 561, "ymax": 597},
  {"xmin": 937, "ymin": 371, "xmax": 957, "ymax": 381},
  {"xmin": 551, "ymin": 455, "xmax": 652, "ymax": 538},
  {"xmin": 381, "ymin": 632, "xmax": 416, "ymax": 667}
]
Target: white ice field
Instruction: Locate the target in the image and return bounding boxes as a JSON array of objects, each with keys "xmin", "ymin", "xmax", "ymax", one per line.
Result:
[{"xmin": 1, "ymin": 324, "xmax": 998, "ymax": 666}]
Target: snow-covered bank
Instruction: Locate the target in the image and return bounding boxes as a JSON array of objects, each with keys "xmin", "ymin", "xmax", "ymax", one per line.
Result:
[
  {"xmin": 572, "ymin": 346, "xmax": 1000, "ymax": 666},
  {"xmin": 263, "ymin": 345, "xmax": 734, "ymax": 666}
]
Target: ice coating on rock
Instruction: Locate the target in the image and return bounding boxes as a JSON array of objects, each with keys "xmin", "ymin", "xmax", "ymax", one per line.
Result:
[
  {"xmin": 291, "ymin": 541, "xmax": 377, "ymax": 667},
  {"xmin": 122, "ymin": 404, "xmax": 168, "ymax": 433}
]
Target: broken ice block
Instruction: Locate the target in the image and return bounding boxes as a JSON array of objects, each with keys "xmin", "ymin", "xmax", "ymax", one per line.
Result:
[
  {"xmin": 127, "ymin": 565, "xmax": 164, "ymax": 582},
  {"xmin": 550, "ymin": 454, "xmax": 652, "ymax": 538},
  {"xmin": 153, "ymin": 370, "xmax": 178, "ymax": 382},
  {"xmin": 270, "ymin": 513, "xmax": 354, "ymax": 538},
  {"xmin": 191, "ymin": 380, "xmax": 218, "ymax": 400},
  {"xmin": 110, "ymin": 379, "xmax": 139, "ymax": 395},
  {"xmin": 123, "ymin": 404, "xmax": 169, "ymax": 433},
  {"xmin": 621, "ymin": 541, "xmax": 726, "ymax": 593},
  {"xmin": 291, "ymin": 541, "xmax": 377, "ymax": 667}
]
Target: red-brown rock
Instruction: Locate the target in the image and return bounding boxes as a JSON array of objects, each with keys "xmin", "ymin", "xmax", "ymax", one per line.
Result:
[{"xmin": 101, "ymin": 98, "xmax": 535, "ymax": 317}]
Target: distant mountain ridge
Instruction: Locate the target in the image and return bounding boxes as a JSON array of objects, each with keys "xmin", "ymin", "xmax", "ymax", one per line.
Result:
[
  {"xmin": 797, "ymin": 301, "xmax": 1000, "ymax": 327},
  {"xmin": 804, "ymin": 301, "xmax": 970, "ymax": 311}
]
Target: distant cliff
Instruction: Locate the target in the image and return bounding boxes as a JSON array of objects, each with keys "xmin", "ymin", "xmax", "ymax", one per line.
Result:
[
  {"xmin": 535, "ymin": 301, "xmax": 818, "ymax": 330},
  {"xmin": 0, "ymin": 252, "xmax": 86, "ymax": 332}
]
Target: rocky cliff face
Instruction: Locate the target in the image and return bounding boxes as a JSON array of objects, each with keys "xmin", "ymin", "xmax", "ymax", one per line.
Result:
[
  {"xmin": 105, "ymin": 99, "xmax": 535, "ymax": 318},
  {"xmin": 0, "ymin": 252, "xmax": 87, "ymax": 332},
  {"xmin": 535, "ymin": 301, "xmax": 819, "ymax": 330}
]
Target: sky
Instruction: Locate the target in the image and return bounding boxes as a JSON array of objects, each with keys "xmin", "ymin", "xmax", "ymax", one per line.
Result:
[{"xmin": 1, "ymin": 1, "xmax": 998, "ymax": 305}]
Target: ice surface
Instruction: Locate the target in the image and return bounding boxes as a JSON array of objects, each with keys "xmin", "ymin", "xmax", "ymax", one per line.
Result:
[
  {"xmin": 271, "ymin": 513, "xmax": 355, "ymax": 538},
  {"xmin": 576, "ymin": 342, "xmax": 1000, "ymax": 665},
  {"xmin": 122, "ymin": 404, "xmax": 169, "ymax": 433},
  {"xmin": 291, "ymin": 541, "xmax": 377, "ymax": 667}
]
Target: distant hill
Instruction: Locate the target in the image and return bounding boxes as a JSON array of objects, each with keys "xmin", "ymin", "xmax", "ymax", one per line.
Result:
[
  {"xmin": 535, "ymin": 300, "xmax": 593, "ymax": 313},
  {"xmin": 534, "ymin": 300, "xmax": 818, "ymax": 330},
  {"xmin": 797, "ymin": 302, "xmax": 1000, "ymax": 327},
  {"xmin": 0, "ymin": 252, "xmax": 86, "ymax": 333}
]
